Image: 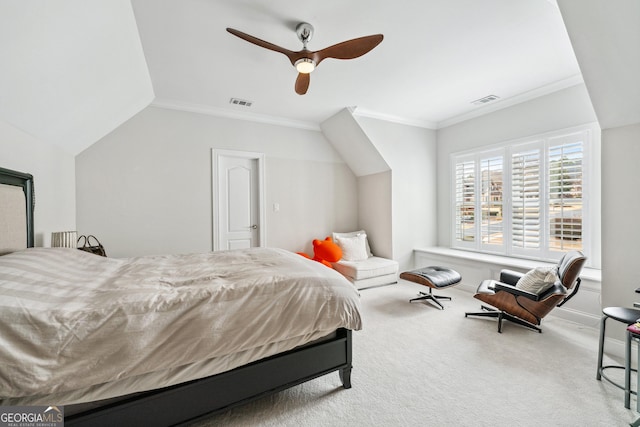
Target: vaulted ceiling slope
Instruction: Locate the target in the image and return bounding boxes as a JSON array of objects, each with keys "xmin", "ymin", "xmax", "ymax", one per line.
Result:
[
  {"xmin": 0, "ymin": 0, "xmax": 154, "ymax": 155},
  {"xmin": 558, "ymin": 0, "xmax": 640, "ymax": 129},
  {"xmin": 1, "ymin": 1, "xmax": 636, "ymax": 156}
]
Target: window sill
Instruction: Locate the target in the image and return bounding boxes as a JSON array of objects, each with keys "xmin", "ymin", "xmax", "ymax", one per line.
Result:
[{"xmin": 414, "ymin": 247, "xmax": 601, "ymax": 283}]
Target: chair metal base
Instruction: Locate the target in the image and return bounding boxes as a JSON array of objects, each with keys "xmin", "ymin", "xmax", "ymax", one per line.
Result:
[
  {"xmin": 596, "ymin": 308, "xmax": 640, "ymax": 409},
  {"xmin": 598, "ymin": 364, "xmax": 637, "ymax": 402},
  {"xmin": 465, "ymin": 305, "xmax": 542, "ymax": 333},
  {"xmin": 409, "ymin": 288, "xmax": 451, "ymax": 310}
]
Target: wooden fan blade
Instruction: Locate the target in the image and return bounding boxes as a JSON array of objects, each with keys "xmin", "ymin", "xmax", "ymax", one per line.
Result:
[
  {"xmin": 314, "ymin": 34, "xmax": 383, "ymax": 65},
  {"xmin": 226, "ymin": 28, "xmax": 298, "ymax": 63},
  {"xmin": 295, "ymin": 73, "xmax": 310, "ymax": 95}
]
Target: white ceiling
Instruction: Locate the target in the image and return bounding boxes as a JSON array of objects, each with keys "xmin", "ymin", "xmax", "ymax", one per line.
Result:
[
  {"xmin": 8, "ymin": 1, "xmax": 637, "ymax": 156},
  {"xmin": 0, "ymin": 0, "xmax": 154, "ymax": 155},
  {"xmin": 558, "ymin": 0, "xmax": 640, "ymax": 129},
  {"xmin": 131, "ymin": 0, "xmax": 582, "ymax": 129}
]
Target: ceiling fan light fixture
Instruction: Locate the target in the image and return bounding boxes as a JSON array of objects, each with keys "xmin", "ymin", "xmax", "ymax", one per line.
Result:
[{"xmin": 295, "ymin": 58, "xmax": 315, "ymax": 74}]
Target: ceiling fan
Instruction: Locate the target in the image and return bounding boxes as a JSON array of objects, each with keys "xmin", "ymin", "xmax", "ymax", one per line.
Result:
[{"xmin": 226, "ymin": 23, "xmax": 383, "ymax": 95}]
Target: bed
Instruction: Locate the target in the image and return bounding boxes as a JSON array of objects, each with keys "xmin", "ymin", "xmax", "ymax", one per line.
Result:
[{"xmin": 0, "ymin": 167, "xmax": 362, "ymax": 426}]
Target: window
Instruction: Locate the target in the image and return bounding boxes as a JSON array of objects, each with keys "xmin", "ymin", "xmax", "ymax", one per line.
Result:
[{"xmin": 451, "ymin": 124, "xmax": 595, "ymax": 262}]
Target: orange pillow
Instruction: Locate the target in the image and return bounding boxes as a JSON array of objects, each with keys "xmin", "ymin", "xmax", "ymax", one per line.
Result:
[{"xmin": 312, "ymin": 237, "xmax": 342, "ymax": 263}]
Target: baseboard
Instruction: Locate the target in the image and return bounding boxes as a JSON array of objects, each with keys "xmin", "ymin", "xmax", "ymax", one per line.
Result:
[
  {"xmin": 550, "ymin": 305, "xmax": 600, "ymax": 329},
  {"xmin": 601, "ymin": 336, "xmax": 634, "ymax": 365}
]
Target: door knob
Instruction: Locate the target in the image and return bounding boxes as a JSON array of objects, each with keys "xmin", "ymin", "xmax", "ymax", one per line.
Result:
[{"xmin": 251, "ymin": 224, "xmax": 258, "ymax": 229}]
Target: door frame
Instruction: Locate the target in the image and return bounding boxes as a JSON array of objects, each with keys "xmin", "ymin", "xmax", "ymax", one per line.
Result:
[{"xmin": 211, "ymin": 149, "xmax": 266, "ymax": 251}]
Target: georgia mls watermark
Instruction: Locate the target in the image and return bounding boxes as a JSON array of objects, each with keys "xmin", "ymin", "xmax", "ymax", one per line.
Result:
[{"xmin": 0, "ymin": 406, "xmax": 63, "ymax": 427}]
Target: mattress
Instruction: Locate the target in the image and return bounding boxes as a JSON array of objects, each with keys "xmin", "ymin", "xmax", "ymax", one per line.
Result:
[{"xmin": 0, "ymin": 247, "xmax": 362, "ymax": 405}]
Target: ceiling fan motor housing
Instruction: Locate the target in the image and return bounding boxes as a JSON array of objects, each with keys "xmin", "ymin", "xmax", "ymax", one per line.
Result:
[{"xmin": 296, "ymin": 22, "xmax": 314, "ymax": 46}]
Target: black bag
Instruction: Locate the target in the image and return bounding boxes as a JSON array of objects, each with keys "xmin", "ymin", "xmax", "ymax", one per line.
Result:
[{"xmin": 77, "ymin": 235, "xmax": 107, "ymax": 257}]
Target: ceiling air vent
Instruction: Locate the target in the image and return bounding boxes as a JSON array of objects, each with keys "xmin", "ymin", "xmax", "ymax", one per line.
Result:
[
  {"xmin": 471, "ymin": 95, "xmax": 500, "ymax": 105},
  {"xmin": 229, "ymin": 98, "xmax": 253, "ymax": 107}
]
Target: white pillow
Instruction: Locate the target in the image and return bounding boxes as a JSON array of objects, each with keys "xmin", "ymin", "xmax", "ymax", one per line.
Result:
[
  {"xmin": 334, "ymin": 234, "xmax": 370, "ymax": 261},
  {"xmin": 515, "ymin": 267, "xmax": 558, "ymax": 294},
  {"xmin": 333, "ymin": 230, "xmax": 373, "ymax": 257}
]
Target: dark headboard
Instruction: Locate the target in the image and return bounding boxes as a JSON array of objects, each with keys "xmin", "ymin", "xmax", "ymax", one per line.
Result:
[{"xmin": 0, "ymin": 167, "xmax": 35, "ymax": 248}]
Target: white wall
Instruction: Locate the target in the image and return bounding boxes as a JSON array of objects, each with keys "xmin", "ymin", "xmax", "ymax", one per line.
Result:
[
  {"xmin": 586, "ymin": 122, "xmax": 640, "ymax": 352},
  {"xmin": 266, "ymin": 156, "xmax": 357, "ymax": 253},
  {"xmin": 0, "ymin": 120, "xmax": 76, "ymax": 246},
  {"xmin": 357, "ymin": 171, "xmax": 393, "ymax": 258},
  {"xmin": 601, "ymin": 123, "xmax": 640, "ymax": 309},
  {"xmin": 75, "ymin": 106, "xmax": 357, "ymax": 258},
  {"xmin": 356, "ymin": 117, "xmax": 438, "ymax": 270}
]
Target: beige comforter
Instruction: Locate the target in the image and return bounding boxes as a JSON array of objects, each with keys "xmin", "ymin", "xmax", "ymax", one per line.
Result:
[{"xmin": 0, "ymin": 247, "xmax": 362, "ymax": 401}]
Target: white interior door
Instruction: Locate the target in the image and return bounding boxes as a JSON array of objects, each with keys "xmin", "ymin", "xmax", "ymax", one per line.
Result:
[{"xmin": 212, "ymin": 150, "xmax": 265, "ymax": 251}]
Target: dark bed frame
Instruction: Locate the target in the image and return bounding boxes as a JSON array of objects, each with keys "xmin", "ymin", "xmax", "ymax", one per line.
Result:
[
  {"xmin": 0, "ymin": 167, "xmax": 354, "ymax": 427},
  {"xmin": 67, "ymin": 329, "xmax": 352, "ymax": 426}
]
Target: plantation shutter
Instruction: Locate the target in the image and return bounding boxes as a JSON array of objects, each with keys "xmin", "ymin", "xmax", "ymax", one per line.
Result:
[
  {"xmin": 511, "ymin": 147, "xmax": 541, "ymax": 250},
  {"xmin": 455, "ymin": 159, "xmax": 475, "ymax": 243},
  {"xmin": 480, "ymin": 156, "xmax": 503, "ymax": 246},
  {"xmin": 548, "ymin": 141, "xmax": 583, "ymax": 251}
]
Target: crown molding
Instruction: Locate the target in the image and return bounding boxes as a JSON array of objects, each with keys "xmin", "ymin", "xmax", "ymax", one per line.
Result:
[
  {"xmin": 436, "ymin": 74, "xmax": 585, "ymax": 129},
  {"xmin": 152, "ymin": 74, "xmax": 585, "ymax": 134},
  {"xmin": 151, "ymin": 98, "xmax": 321, "ymax": 131},
  {"xmin": 350, "ymin": 107, "xmax": 438, "ymax": 129}
]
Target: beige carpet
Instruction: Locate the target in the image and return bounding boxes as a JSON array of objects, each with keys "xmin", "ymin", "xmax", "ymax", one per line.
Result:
[{"xmin": 192, "ymin": 280, "xmax": 636, "ymax": 426}]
